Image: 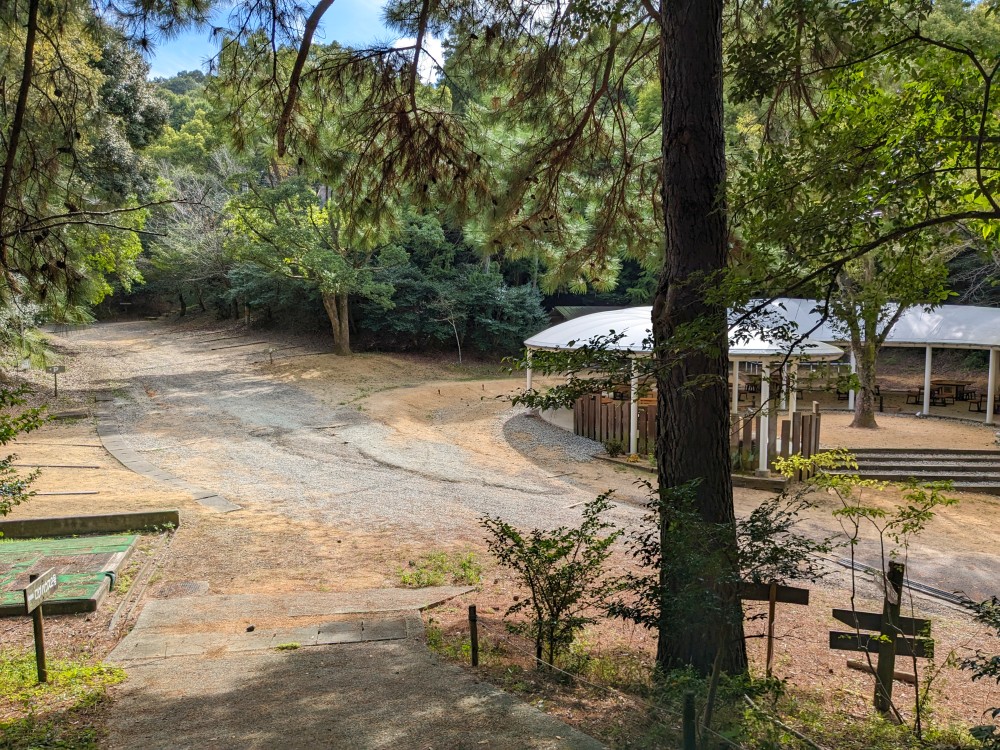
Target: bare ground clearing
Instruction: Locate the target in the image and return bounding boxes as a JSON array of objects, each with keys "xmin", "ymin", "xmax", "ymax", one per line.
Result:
[{"xmin": 1, "ymin": 316, "xmax": 999, "ymax": 745}]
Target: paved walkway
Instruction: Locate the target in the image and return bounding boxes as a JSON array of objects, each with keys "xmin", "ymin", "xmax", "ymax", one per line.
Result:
[{"xmin": 108, "ymin": 588, "xmax": 605, "ymax": 750}]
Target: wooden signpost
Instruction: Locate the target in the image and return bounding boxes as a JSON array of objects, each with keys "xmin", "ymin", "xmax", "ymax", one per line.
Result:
[
  {"xmin": 45, "ymin": 365, "xmax": 66, "ymax": 397},
  {"xmin": 739, "ymin": 581, "xmax": 810, "ymax": 678},
  {"xmin": 24, "ymin": 569, "xmax": 57, "ymax": 683},
  {"xmin": 828, "ymin": 562, "xmax": 933, "ymax": 714}
]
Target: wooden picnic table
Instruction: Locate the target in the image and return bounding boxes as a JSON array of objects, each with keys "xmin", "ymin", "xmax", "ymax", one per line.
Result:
[{"xmin": 930, "ymin": 379, "xmax": 975, "ymax": 402}]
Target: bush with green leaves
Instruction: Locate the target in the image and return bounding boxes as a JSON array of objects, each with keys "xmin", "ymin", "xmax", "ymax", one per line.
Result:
[
  {"xmin": 962, "ymin": 596, "xmax": 1000, "ymax": 749},
  {"xmin": 0, "ymin": 386, "xmax": 46, "ymax": 517},
  {"xmin": 481, "ymin": 493, "xmax": 622, "ymax": 667}
]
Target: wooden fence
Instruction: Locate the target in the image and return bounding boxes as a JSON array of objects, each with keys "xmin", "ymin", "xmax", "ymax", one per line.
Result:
[
  {"xmin": 730, "ymin": 409, "xmax": 822, "ymax": 478},
  {"xmin": 573, "ymin": 395, "xmax": 656, "ymax": 454},
  {"xmin": 573, "ymin": 393, "xmax": 822, "ymax": 476}
]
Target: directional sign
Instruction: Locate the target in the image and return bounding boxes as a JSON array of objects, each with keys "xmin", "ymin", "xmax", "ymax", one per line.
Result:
[
  {"xmin": 829, "ymin": 631, "xmax": 934, "ymax": 659},
  {"xmin": 832, "ymin": 609, "xmax": 931, "ymax": 637},
  {"xmin": 45, "ymin": 365, "xmax": 66, "ymax": 374},
  {"xmin": 740, "ymin": 581, "xmax": 810, "ymax": 605},
  {"xmin": 24, "ymin": 569, "xmax": 57, "ymax": 613}
]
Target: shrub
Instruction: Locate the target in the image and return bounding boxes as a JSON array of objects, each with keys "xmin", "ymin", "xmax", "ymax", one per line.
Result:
[{"xmin": 481, "ymin": 493, "xmax": 622, "ymax": 667}]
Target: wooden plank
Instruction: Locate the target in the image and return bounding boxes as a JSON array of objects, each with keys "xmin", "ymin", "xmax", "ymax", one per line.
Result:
[
  {"xmin": 791, "ymin": 412, "xmax": 802, "ymax": 455},
  {"xmin": 24, "ymin": 569, "xmax": 57, "ymax": 613},
  {"xmin": 739, "ymin": 581, "xmax": 809, "ymax": 605},
  {"xmin": 802, "ymin": 414, "xmax": 813, "ymax": 458},
  {"xmin": 814, "ymin": 412, "xmax": 822, "ymax": 454},
  {"xmin": 829, "ymin": 631, "xmax": 934, "ymax": 659},
  {"xmin": 832, "ymin": 609, "xmax": 931, "ymax": 637},
  {"xmin": 780, "ymin": 419, "xmax": 791, "ymax": 459}
]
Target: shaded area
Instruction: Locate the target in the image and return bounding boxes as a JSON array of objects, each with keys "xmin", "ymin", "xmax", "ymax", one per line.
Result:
[{"xmin": 109, "ymin": 637, "xmax": 604, "ymax": 750}]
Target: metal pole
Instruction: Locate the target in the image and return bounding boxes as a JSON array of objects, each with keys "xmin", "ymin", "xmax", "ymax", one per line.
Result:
[
  {"xmin": 628, "ymin": 359, "xmax": 639, "ymax": 455},
  {"xmin": 53, "ymin": 372, "xmax": 58, "ymax": 399},
  {"xmin": 765, "ymin": 582, "xmax": 777, "ymax": 678},
  {"xmin": 787, "ymin": 362, "xmax": 798, "ymax": 418},
  {"xmin": 848, "ymin": 348, "xmax": 857, "ymax": 411},
  {"xmin": 28, "ymin": 574, "xmax": 47, "ymax": 683},
  {"xmin": 922, "ymin": 346, "xmax": 932, "ymax": 415},
  {"xmin": 525, "ymin": 349, "xmax": 533, "ymax": 391},
  {"xmin": 682, "ymin": 692, "xmax": 696, "ymax": 750},
  {"xmin": 731, "ymin": 361, "xmax": 740, "ymax": 415},
  {"xmin": 987, "ymin": 349, "xmax": 997, "ymax": 426},
  {"xmin": 469, "ymin": 605, "xmax": 479, "ymax": 667},
  {"xmin": 757, "ymin": 362, "xmax": 771, "ymax": 477}
]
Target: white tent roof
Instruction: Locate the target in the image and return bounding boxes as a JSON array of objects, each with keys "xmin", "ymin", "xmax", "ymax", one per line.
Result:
[
  {"xmin": 524, "ymin": 306, "xmax": 844, "ymax": 362},
  {"xmin": 757, "ymin": 298, "xmax": 1000, "ymax": 350}
]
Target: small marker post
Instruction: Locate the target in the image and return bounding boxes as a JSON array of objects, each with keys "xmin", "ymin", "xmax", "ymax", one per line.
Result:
[
  {"xmin": 24, "ymin": 570, "xmax": 57, "ymax": 683},
  {"xmin": 45, "ymin": 365, "xmax": 65, "ymax": 397},
  {"xmin": 469, "ymin": 605, "xmax": 479, "ymax": 667}
]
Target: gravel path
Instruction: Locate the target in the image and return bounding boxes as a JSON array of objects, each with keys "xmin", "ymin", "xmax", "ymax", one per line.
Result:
[{"xmin": 62, "ymin": 320, "xmax": 640, "ymax": 537}]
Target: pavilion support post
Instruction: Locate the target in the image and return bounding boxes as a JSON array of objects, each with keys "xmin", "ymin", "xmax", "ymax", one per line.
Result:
[
  {"xmin": 629, "ymin": 359, "xmax": 639, "ymax": 455},
  {"xmin": 848, "ymin": 349, "xmax": 857, "ymax": 411},
  {"xmin": 922, "ymin": 346, "xmax": 933, "ymax": 415},
  {"xmin": 779, "ymin": 364, "xmax": 788, "ymax": 412},
  {"xmin": 731, "ymin": 362, "xmax": 740, "ymax": 415},
  {"xmin": 525, "ymin": 349, "xmax": 533, "ymax": 391},
  {"xmin": 757, "ymin": 362, "xmax": 771, "ymax": 477},
  {"xmin": 788, "ymin": 362, "xmax": 798, "ymax": 419},
  {"xmin": 987, "ymin": 349, "xmax": 997, "ymax": 426}
]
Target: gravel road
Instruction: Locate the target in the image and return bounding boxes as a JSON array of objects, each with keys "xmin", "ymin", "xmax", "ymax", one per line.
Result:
[{"xmin": 63, "ymin": 320, "xmax": 643, "ymax": 537}]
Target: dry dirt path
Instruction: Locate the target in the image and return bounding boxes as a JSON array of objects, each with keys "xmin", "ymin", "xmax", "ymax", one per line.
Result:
[{"xmin": 48, "ymin": 318, "xmax": 637, "ymax": 749}]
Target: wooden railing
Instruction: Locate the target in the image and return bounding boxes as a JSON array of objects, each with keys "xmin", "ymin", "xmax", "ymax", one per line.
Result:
[{"xmin": 573, "ymin": 393, "xmax": 823, "ymax": 479}]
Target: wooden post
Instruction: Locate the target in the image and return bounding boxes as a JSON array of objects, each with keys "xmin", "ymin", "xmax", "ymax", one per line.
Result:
[
  {"xmin": 682, "ymin": 692, "xmax": 696, "ymax": 750},
  {"xmin": 28, "ymin": 573, "xmax": 48, "ymax": 683},
  {"xmin": 469, "ymin": 605, "xmax": 479, "ymax": 667},
  {"xmin": 874, "ymin": 562, "xmax": 905, "ymax": 714},
  {"xmin": 765, "ymin": 582, "xmax": 777, "ymax": 678}
]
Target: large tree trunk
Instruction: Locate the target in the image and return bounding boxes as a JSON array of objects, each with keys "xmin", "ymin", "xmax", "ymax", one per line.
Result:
[
  {"xmin": 322, "ymin": 292, "xmax": 351, "ymax": 355},
  {"xmin": 851, "ymin": 338, "xmax": 880, "ymax": 428},
  {"xmin": 653, "ymin": 0, "xmax": 747, "ymax": 676}
]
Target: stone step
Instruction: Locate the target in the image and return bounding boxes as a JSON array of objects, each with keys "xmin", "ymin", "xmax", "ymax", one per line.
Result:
[
  {"xmin": 845, "ymin": 448, "xmax": 1000, "ymax": 457},
  {"xmin": 853, "ymin": 460, "xmax": 1000, "ymax": 470},
  {"xmin": 828, "ymin": 469, "xmax": 1000, "ymax": 482}
]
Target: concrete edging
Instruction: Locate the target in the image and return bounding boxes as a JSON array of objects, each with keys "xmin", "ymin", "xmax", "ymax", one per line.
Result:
[{"xmin": 0, "ymin": 509, "xmax": 180, "ymax": 539}]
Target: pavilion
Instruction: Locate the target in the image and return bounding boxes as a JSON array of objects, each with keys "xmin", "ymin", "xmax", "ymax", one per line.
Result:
[
  {"xmin": 756, "ymin": 299, "xmax": 1000, "ymax": 424},
  {"xmin": 523, "ymin": 306, "xmax": 844, "ymax": 473}
]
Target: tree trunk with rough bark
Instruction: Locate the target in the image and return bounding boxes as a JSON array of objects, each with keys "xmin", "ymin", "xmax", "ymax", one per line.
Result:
[
  {"xmin": 322, "ymin": 292, "xmax": 351, "ymax": 355},
  {"xmin": 653, "ymin": 0, "xmax": 747, "ymax": 676},
  {"xmin": 851, "ymin": 338, "xmax": 880, "ymax": 428}
]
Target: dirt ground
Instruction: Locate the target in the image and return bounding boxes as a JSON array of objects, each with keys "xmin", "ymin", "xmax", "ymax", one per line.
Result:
[
  {"xmin": 820, "ymin": 410, "xmax": 1000, "ymax": 450},
  {"xmin": 2, "ymin": 316, "xmax": 999, "ymax": 745}
]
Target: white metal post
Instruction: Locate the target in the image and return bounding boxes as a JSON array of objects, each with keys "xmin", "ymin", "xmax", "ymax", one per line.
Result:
[
  {"xmin": 922, "ymin": 345, "xmax": 933, "ymax": 415},
  {"xmin": 779, "ymin": 364, "xmax": 788, "ymax": 412},
  {"xmin": 757, "ymin": 362, "xmax": 771, "ymax": 477},
  {"xmin": 525, "ymin": 349, "xmax": 533, "ymax": 391},
  {"xmin": 788, "ymin": 362, "xmax": 798, "ymax": 418},
  {"xmin": 987, "ymin": 349, "xmax": 997, "ymax": 426},
  {"xmin": 731, "ymin": 361, "xmax": 740, "ymax": 415},
  {"xmin": 629, "ymin": 359, "xmax": 639, "ymax": 455},
  {"xmin": 848, "ymin": 348, "xmax": 857, "ymax": 411}
]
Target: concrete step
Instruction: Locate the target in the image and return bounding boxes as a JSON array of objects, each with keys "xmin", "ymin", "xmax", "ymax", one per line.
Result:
[
  {"xmin": 846, "ymin": 448, "xmax": 1000, "ymax": 457},
  {"xmin": 828, "ymin": 469, "xmax": 1000, "ymax": 482},
  {"xmin": 853, "ymin": 460, "xmax": 1000, "ymax": 470}
]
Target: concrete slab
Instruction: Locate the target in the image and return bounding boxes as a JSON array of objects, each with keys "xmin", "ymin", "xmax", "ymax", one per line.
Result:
[
  {"xmin": 130, "ymin": 587, "xmax": 474, "ymax": 631},
  {"xmin": 107, "ymin": 638, "xmax": 606, "ymax": 750}
]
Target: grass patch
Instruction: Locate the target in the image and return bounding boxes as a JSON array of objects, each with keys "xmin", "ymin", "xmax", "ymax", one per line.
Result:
[
  {"xmin": 273, "ymin": 643, "xmax": 300, "ymax": 651},
  {"xmin": 0, "ymin": 649, "xmax": 125, "ymax": 749},
  {"xmin": 398, "ymin": 551, "xmax": 482, "ymax": 588}
]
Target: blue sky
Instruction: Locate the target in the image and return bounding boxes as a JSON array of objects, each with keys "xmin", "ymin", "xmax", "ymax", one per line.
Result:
[{"xmin": 147, "ymin": 0, "xmax": 397, "ymax": 79}]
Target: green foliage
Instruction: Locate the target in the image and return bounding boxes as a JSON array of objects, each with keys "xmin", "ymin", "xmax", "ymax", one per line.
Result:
[
  {"xmin": 482, "ymin": 494, "xmax": 622, "ymax": 667},
  {"xmin": 603, "ymin": 438, "xmax": 626, "ymax": 458},
  {"xmin": 0, "ymin": 648, "xmax": 125, "ymax": 750},
  {"xmin": 398, "ymin": 551, "xmax": 482, "ymax": 588},
  {"xmin": 0, "ymin": 386, "xmax": 46, "ymax": 517},
  {"xmin": 610, "ymin": 481, "xmax": 829, "ymax": 636},
  {"xmin": 961, "ymin": 596, "xmax": 1000, "ymax": 748},
  {"xmin": 273, "ymin": 642, "xmax": 301, "ymax": 651}
]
